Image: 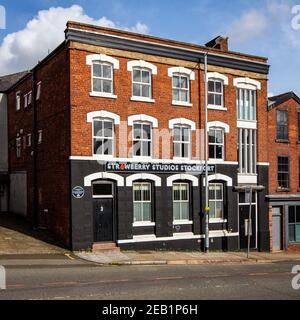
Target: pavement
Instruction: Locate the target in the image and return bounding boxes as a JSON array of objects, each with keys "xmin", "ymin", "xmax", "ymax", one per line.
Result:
[
  {"xmin": 1, "ymin": 212, "xmax": 300, "ymax": 267},
  {"xmin": 75, "ymin": 249, "xmax": 300, "ymax": 266}
]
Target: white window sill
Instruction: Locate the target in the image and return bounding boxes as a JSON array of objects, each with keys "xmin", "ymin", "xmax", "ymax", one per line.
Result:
[
  {"xmin": 237, "ymin": 120, "xmax": 257, "ymax": 129},
  {"xmin": 173, "ymin": 157, "xmax": 191, "ymax": 161},
  {"xmin": 132, "ymin": 156, "xmax": 153, "ymax": 161},
  {"xmin": 133, "ymin": 222, "xmax": 155, "ymax": 227},
  {"xmin": 90, "ymin": 92, "xmax": 117, "ymax": 99},
  {"xmin": 172, "ymin": 101, "xmax": 193, "ymax": 107},
  {"xmin": 130, "ymin": 96, "xmax": 155, "ymax": 103},
  {"xmin": 207, "ymin": 105, "xmax": 227, "ymax": 111},
  {"xmin": 92, "ymin": 155, "xmax": 114, "ymax": 160},
  {"xmin": 173, "ymin": 220, "xmax": 193, "ymax": 225},
  {"xmin": 209, "ymin": 219, "xmax": 227, "ymax": 224},
  {"xmin": 208, "ymin": 158, "xmax": 224, "ymax": 163}
]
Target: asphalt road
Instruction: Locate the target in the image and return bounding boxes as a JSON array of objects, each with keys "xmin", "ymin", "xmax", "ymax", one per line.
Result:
[{"xmin": 0, "ymin": 255, "xmax": 299, "ymax": 300}]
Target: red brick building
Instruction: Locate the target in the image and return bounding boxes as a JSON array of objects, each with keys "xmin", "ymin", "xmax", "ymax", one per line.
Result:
[
  {"xmin": 267, "ymin": 92, "xmax": 300, "ymax": 252},
  {"xmin": 5, "ymin": 21, "xmax": 270, "ymax": 251}
]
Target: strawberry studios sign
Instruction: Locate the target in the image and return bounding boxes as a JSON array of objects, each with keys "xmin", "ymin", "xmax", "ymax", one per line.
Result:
[{"xmin": 105, "ymin": 162, "xmax": 215, "ymax": 174}]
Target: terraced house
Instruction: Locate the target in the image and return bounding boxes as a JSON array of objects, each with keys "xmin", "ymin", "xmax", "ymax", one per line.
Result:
[{"xmin": 5, "ymin": 21, "xmax": 270, "ymax": 251}]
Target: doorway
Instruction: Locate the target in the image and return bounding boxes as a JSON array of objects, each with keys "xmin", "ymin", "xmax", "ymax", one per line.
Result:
[
  {"xmin": 92, "ymin": 181, "xmax": 115, "ymax": 242},
  {"xmin": 272, "ymin": 207, "xmax": 282, "ymax": 251}
]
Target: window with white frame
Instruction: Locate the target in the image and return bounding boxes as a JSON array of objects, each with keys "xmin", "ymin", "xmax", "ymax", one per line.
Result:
[
  {"xmin": 16, "ymin": 137, "xmax": 21, "ymax": 158},
  {"xmin": 27, "ymin": 134, "xmax": 32, "ymax": 147},
  {"xmin": 209, "ymin": 183, "xmax": 224, "ymax": 219},
  {"xmin": 236, "ymin": 88, "xmax": 256, "ymax": 121},
  {"xmin": 24, "ymin": 91, "xmax": 32, "ymax": 108},
  {"xmin": 172, "ymin": 73, "xmax": 190, "ymax": 103},
  {"xmin": 173, "ymin": 126, "xmax": 190, "ymax": 159},
  {"xmin": 133, "ymin": 182, "xmax": 152, "ymax": 223},
  {"xmin": 208, "ymin": 80, "xmax": 223, "ymax": 107},
  {"xmin": 209, "ymin": 128, "xmax": 224, "ymax": 160},
  {"xmin": 93, "ymin": 118, "xmax": 114, "ymax": 156},
  {"xmin": 38, "ymin": 130, "xmax": 43, "ymax": 144},
  {"xmin": 133, "ymin": 122, "xmax": 152, "ymax": 157},
  {"xmin": 173, "ymin": 183, "xmax": 189, "ymax": 221},
  {"xmin": 237, "ymin": 128, "xmax": 257, "ymax": 174},
  {"xmin": 16, "ymin": 92, "xmax": 21, "ymax": 111},
  {"xmin": 92, "ymin": 62, "xmax": 113, "ymax": 94},
  {"xmin": 132, "ymin": 68, "xmax": 152, "ymax": 98}
]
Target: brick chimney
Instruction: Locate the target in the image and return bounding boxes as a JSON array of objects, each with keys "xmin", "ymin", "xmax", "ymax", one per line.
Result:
[{"xmin": 205, "ymin": 36, "xmax": 229, "ymax": 51}]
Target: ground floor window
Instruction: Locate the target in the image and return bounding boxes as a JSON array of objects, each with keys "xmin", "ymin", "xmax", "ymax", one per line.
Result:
[
  {"xmin": 289, "ymin": 206, "xmax": 300, "ymax": 242},
  {"xmin": 209, "ymin": 183, "xmax": 224, "ymax": 219},
  {"xmin": 173, "ymin": 183, "xmax": 189, "ymax": 221},
  {"xmin": 133, "ymin": 182, "xmax": 152, "ymax": 223}
]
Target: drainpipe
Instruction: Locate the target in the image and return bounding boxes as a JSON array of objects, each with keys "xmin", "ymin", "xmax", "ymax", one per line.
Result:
[{"xmin": 31, "ymin": 70, "xmax": 38, "ymax": 229}]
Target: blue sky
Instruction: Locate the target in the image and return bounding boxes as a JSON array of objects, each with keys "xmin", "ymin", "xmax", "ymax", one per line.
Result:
[{"xmin": 0, "ymin": 0, "xmax": 299, "ymax": 96}]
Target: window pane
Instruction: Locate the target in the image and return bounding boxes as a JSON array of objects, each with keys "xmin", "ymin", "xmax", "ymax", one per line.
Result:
[
  {"xmin": 102, "ymin": 80, "xmax": 112, "ymax": 93},
  {"xmin": 215, "ymin": 201, "xmax": 223, "ymax": 219},
  {"xmin": 134, "ymin": 203, "xmax": 142, "ymax": 222},
  {"xmin": 216, "ymin": 130, "xmax": 223, "ymax": 143},
  {"xmin": 133, "ymin": 141, "xmax": 141, "ymax": 156},
  {"xmin": 215, "ymin": 81, "xmax": 222, "ymax": 93},
  {"xmin": 173, "ymin": 203, "xmax": 181, "ymax": 220},
  {"xmin": 289, "ymin": 206, "xmax": 295, "ymax": 223},
  {"xmin": 208, "ymin": 81, "xmax": 214, "ymax": 92},
  {"xmin": 142, "ymin": 70, "xmax": 150, "ymax": 84},
  {"xmin": 93, "ymin": 79, "xmax": 102, "ymax": 92},
  {"xmin": 216, "ymin": 145, "xmax": 223, "ymax": 159},
  {"xmin": 183, "ymin": 143, "xmax": 189, "ymax": 158},
  {"xmin": 173, "ymin": 184, "xmax": 180, "ymax": 201},
  {"xmin": 181, "ymin": 184, "xmax": 188, "ymax": 201},
  {"xmin": 104, "ymin": 121, "xmax": 113, "ymax": 137},
  {"xmin": 173, "ymin": 89, "xmax": 180, "ymax": 101},
  {"xmin": 209, "ymin": 201, "xmax": 215, "ymax": 218},
  {"xmin": 296, "ymin": 224, "xmax": 300, "ymax": 242},
  {"xmin": 102, "ymin": 64, "xmax": 112, "ymax": 79},
  {"xmin": 93, "ymin": 183, "xmax": 113, "ymax": 197},
  {"xmin": 133, "ymin": 185, "xmax": 141, "ymax": 201},
  {"xmin": 94, "ymin": 120, "xmax": 102, "ymax": 137},
  {"xmin": 173, "ymin": 127, "xmax": 181, "ymax": 141},
  {"xmin": 142, "ymin": 141, "xmax": 151, "ymax": 157},
  {"xmin": 209, "ymin": 186, "xmax": 215, "ymax": 200},
  {"xmin": 215, "ymin": 94, "xmax": 222, "ymax": 106},
  {"xmin": 173, "ymin": 76, "xmax": 180, "ymax": 88},
  {"xmin": 94, "ymin": 139, "xmax": 103, "ymax": 154},
  {"xmin": 93, "ymin": 64, "xmax": 102, "ymax": 77},
  {"xmin": 180, "ymin": 202, "xmax": 189, "ymax": 220},
  {"xmin": 142, "ymin": 184, "xmax": 151, "ymax": 201},
  {"xmin": 209, "ymin": 130, "xmax": 215, "ymax": 143},
  {"xmin": 182, "ymin": 128, "xmax": 190, "ymax": 142},
  {"xmin": 142, "ymin": 124, "xmax": 151, "ymax": 140},
  {"xmin": 181, "ymin": 90, "xmax": 188, "ymax": 102},
  {"xmin": 142, "ymin": 84, "xmax": 150, "ymax": 98},
  {"xmin": 174, "ymin": 143, "xmax": 181, "ymax": 158},
  {"xmin": 215, "ymin": 185, "xmax": 223, "ymax": 199},
  {"xmin": 289, "ymin": 224, "xmax": 295, "ymax": 242},
  {"xmin": 180, "ymin": 76, "xmax": 188, "ymax": 89},
  {"xmin": 134, "ymin": 123, "xmax": 141, "ymax": 139},
  {"xmin": 103, "ymin": 139, "xmax": 113, "ymax": 155},
  {"xmin": 133, "ymin": 69, "xmax": 141, "ymax": 82},
  {"xmin": 143, "ymin": 203, "xmax": 151, "ymax": 221},
  {"xmin": 133, "ymin": 83, "xmax": 140, "ymax": 96},
  {"xmin": 208, "ymin": 93, "xmax": 214, "ymax": 105},
  {"xmin": 209, "ymin": 145, "xmax": 215, "ymax": 159}
]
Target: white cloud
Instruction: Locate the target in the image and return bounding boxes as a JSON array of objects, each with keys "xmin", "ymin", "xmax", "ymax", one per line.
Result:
[
  {"xmin": 0, "ymin": 5, "xmax": 149, "ymax": 75},
  {"xmin": 228, "ymin": 9, "xmax": 269, "ymax": 44}
]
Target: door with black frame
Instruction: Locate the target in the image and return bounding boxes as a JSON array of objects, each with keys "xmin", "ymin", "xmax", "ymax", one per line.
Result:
[
  {"xmin": 238, "ymin": 191, "xmax": 257, "ymax": 250},
  {"xmin": 93, "ymin": 181, "xmax": 114, "ymax": 242}
]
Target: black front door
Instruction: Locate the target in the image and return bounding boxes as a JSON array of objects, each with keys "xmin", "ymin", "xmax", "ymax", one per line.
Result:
[
  {"xmin": 239, "ymin": 205, "xmax": 256, "ymax": 249},
  {"xmin": 93, "ymin": 199, "xmax": 114, "ymax": 242}
]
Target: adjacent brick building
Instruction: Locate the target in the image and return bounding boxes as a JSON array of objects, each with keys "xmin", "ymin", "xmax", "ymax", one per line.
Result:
[
  {"xmin": 267, "ymin": 92, "xmax": 300, "ymax": 252},
  {"xmin": 5, "ymin": 21, "xmax": 271, "ymax": 251}
]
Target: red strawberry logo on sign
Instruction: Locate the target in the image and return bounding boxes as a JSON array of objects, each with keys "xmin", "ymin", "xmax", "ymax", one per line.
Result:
[{"xmin": 120, "ymin": 163, "xmax": 126, "ymax": 170}]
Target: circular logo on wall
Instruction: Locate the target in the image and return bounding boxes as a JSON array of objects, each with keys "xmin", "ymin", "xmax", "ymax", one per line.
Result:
[{"xmin": 72, "ymin": 186, "xmax": 85, "ymax": 199}]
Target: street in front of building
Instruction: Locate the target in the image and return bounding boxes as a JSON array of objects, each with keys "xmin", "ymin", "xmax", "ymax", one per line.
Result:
[{"xmin": 0, "ymin": 254, "xmax": 299, "ymax": 300}]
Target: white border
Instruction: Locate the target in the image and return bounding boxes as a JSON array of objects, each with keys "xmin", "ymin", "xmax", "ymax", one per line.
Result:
[
  {"xmin": 206, "ymin": 72, "xmax": 229, "ymax": 85},
  {"xmin": 86, "ymin": 53, "xmax": 119, "ymax": 69},
  {"xmin": 233, "ymin": 77, "xmax": 261, "ymax": 90},
  {"xmin": 207, "ymin": 121, "xmax": 230, "ymax": 133},
  {"xmin": 87, "ymin": 110, "xmax": 120, "ymax": 124},
  {"xmin": 84, "ymin": 172, "xmax": 124, "ymax": 187},
  {"xmin": 127, "ymin": 60, "xmax": 157, "ymax": 75},
  {"xmin": 128, "ymin": 114, "xmax": 158, "ymax": 128},
  {"xmin": 203, "ymin": 174, "xmax": 233, "ymax": 187},
  {"xmin": 167, "ymin": 67, "xmax": 195, "ymax": 80},
  {"xmin": 126, "ymin": 173, "xmax": 162, "ymax": 186},
  {"xmin": 167, "ymin": 174, "xmax": 199, "ymax": 187},
  {"xmin": 168, "ymin": 118, "xmax": 196, "ymax": 131}
]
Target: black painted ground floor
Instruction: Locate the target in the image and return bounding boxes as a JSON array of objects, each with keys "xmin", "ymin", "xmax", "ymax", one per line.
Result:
[
  {"xmin": 0, "ymin": 173, "xmax": 8, "ymax": 213},
  {"xmin": 267, "ymin": 196, "xmax": 300, "ymax": 251},
  {"xmin": 70, "ymin": 160, "xmax": 270, "ymax": 252}
]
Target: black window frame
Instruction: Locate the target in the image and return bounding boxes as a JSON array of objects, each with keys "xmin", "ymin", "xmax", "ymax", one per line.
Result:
[
  {"xmin": 276, "ymin": 109, "xmax": 288, "ymax": 141},
  {"xmin": 277, "ymin": 156, "xmax": 290, "ymax": 190}
]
